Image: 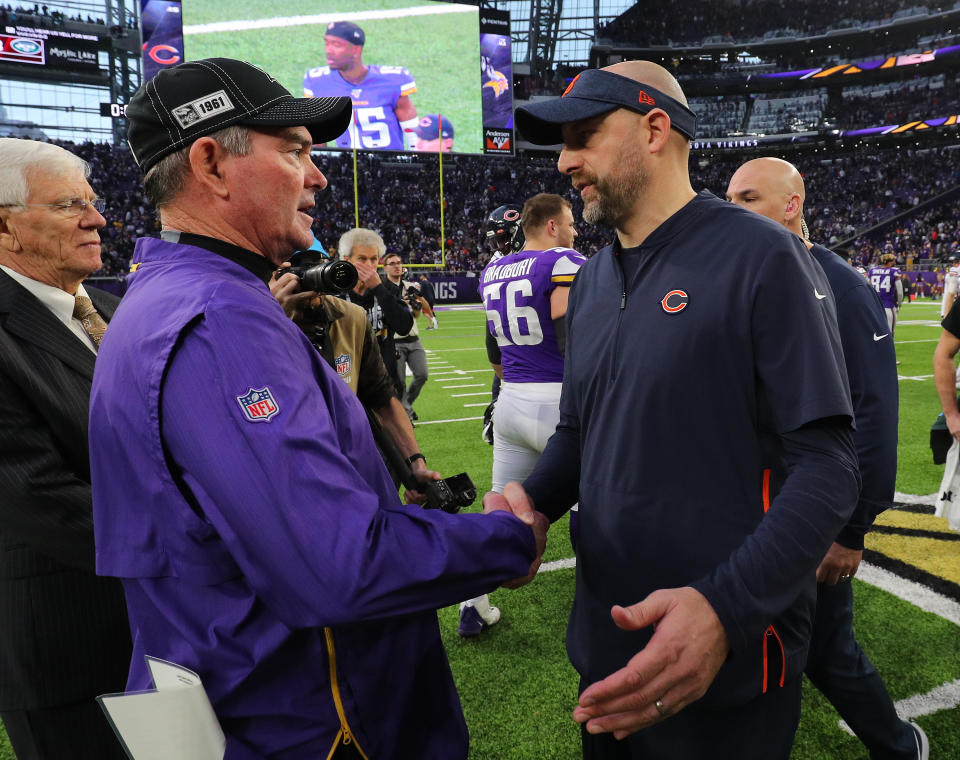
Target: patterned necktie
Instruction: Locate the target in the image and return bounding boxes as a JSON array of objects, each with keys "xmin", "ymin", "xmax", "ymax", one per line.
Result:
[{"xmin": 73, "ymin": 295, "xmax": 107, "ymax": 348}]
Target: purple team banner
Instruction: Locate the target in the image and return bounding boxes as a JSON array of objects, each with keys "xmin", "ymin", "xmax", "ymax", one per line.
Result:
[
  {"xmin": 479, "ymin": 9, "xmax": 514, "ymax": 155},
  {"xmin": 425, "ymin": 275, "xmax": 480, "ymax": 304},
  {"xmin": 752, "ymin": 42, "xmax": 960, "ymax": 82}
]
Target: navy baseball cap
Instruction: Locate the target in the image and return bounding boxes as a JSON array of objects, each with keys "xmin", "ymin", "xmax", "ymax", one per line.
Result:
[
  {"xmin": 515, "ymin": 68, "xmax": 697, "ymax": 145},
  {"xmin": 325, "ymin": 21, "xmax": 365, "ymax": 46},
  {"xmin": 127, "ymin": 58, "xmax": 353, "ymax": 175},
  {"xmin": 415, "ymin": 114, "xmax": 454, "ymax": 140}
]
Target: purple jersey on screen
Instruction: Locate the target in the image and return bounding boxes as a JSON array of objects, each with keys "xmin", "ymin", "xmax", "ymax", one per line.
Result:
[
  {"xmin": 481, "ymin": 247, "xmax": 586, "ymax": 382},
  {"xmin": 868, "ymin": 266, "xmax": 901, "ymax": 309},
  {"xmin": 303, "ymin": 65, "xmax": 416, "ymax": 150}
]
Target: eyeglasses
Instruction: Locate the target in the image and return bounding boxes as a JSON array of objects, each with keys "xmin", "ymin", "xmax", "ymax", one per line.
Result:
[{"xmin": 0, "ymin": 198, "xmax": 107, "ymax": 217}]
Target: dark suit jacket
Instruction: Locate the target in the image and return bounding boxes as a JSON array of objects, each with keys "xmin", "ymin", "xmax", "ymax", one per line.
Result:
[{"xmin": 0, "ymin": 270, "xmax": 131, "ymax": 710}]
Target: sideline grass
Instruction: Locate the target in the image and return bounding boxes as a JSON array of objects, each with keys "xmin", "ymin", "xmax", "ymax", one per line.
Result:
[{"xmin": 2, "ymin": 301, "xmax": 957, "ymax": 759}]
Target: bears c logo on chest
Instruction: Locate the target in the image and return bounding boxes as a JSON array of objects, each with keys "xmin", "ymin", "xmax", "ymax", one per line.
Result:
[{"xmin": 661, "ymin": 290, "xmax": 689, "ymax": 313}]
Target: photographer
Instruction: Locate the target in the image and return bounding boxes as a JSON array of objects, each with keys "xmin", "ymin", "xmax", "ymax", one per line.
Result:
[
  {"xmin": 340, "ymin": 229, "xmax": 413, "ymax": 396},
  {"xmin": 271, "ymin": 254, "xmax": 439, "ymax": 502},
  {"xmin": 384, "ymin": 253, "xmax": 430, "ymax": 421}
]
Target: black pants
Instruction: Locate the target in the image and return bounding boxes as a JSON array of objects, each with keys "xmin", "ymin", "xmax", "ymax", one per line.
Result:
[
  {"xmin": 581, "ymin": 677, "xmax": 802, "ymax": 760},
  {"xmin": 805, "ymin": 580, "xmax": 916, "ymax": 760},
  {"xmin": 1, "ymin": 699, "xmax": 126, "ymax": 760}
]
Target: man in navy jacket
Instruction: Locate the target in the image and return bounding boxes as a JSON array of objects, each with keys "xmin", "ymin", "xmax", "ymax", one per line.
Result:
[
  {"xmin": 505, "ymin": 61, "xmax": 860, "ymax": 759},
  {"xmin": 727, "ymin": 157, "xmax": 926, "ymax": 760}
]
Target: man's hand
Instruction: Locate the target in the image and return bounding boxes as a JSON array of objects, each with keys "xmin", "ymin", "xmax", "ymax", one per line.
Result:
[
  {"xmin": 572, "ymin": 587, "xmax": 729, "ymax": 739},
  {"xmin": 403, "ymin": 459, "xmax": 442, "ymax": 505},
  {"xmin": 946, "ymin": 411, "xmax": 960, "ymax": 442},
  {"xmin": 269, "ymin": 267, "xmax": 317, "ymax": 321},
  {"xmin": 352, "ymin": 260, "xmax": 382, "ymax": 294},
  {"xmin": 482, "ymin": 482, "xmax": 548, "ymax": 589},
  {"xmin": 816, "ymin": 541, "xmax": 863, "ymax": 584}
]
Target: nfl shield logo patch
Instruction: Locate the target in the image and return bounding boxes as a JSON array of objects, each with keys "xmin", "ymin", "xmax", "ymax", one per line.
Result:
[
  {"xmin": 335, "ymin": 353, "xmax": 351, "ymax": 378},
  {"xmin": 236, "ymin": 387, "xmax": 280, "ymax": 423}
]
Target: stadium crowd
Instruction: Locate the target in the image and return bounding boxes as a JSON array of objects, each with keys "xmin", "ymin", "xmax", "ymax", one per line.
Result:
[
  {"xmin": 601, "ymin": 0, "xmax": 942, "ymax": 47},
  {"xmin": 46, "ymin": 140, "xmax": 960, "ymax": 278}
]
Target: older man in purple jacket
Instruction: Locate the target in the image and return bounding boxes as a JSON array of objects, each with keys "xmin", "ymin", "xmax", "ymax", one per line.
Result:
[{"xmin": 88, "ymin": 58, "xmax": 547, "ymax": 760}]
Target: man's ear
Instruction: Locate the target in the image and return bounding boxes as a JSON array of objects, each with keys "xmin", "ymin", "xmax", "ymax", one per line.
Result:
[
  {"xmin": 784, "ymin": 193, "xmax": 802, "ymax": 222},
  {"xmin": 644, "ymin": 108, "xmax": 672, "ymax": 154},
  {"xmin": 0, "ymin": 213, "xmax": 21, "ymax": 254},
  {"xmin": 187, "ymin": 137, "xmax": 231, "ymax": 199}
]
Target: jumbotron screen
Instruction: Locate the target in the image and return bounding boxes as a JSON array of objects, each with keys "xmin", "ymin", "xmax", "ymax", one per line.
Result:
[
  {"xmin": 181, "ymin": 0, "xmax": 513, "ymax": 154},
  {"xmin": 1, "ymin": 18, "xmax": 103, "ymax": 75}
]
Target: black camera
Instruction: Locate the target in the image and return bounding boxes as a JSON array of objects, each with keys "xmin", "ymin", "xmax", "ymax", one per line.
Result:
[
  {"xmin": 422, "ymin": 473, "xmax": 477, "ymax": 514},
  {"xmin": 284, "ymin": 259, "xmax": 358, "ymax": 294},
  {"xmin": 404, "ymin": 285, "xmax": 423, "ymax": 311}
]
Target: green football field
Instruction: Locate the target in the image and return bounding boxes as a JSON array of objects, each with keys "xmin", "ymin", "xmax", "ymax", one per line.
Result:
[
  {"xmin": 181, "ymin": 0, "xmax": 483, "ymax": 154},
  {"xmin": 1, "ymin": 299, "xmax": 957, "ymax": 759}
]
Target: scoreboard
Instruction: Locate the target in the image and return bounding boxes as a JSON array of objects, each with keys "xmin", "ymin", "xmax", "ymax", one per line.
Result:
[{"xmin": 0, "ymin": 20, "xmax": 104, "ymax": 75}]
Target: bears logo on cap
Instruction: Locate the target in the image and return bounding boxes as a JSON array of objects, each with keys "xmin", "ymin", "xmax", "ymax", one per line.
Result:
[{"xmin": 562, "ymin": 74, "xmax": 581, "ymax": 97}]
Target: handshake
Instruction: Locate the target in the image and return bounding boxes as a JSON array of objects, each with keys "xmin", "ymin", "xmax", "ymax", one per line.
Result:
[{"xmin": 483, "ymin": 482, "xmax": 550, "ymax": 589}]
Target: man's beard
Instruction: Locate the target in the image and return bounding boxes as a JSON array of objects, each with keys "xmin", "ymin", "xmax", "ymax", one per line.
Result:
[{"xmin": 582, "ymin": 144, "xmax": 648, "ymax": 228}]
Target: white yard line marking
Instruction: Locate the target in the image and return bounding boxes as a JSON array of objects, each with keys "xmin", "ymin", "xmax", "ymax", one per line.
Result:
[
  {"xmin": 441, "ymin": 384, "xmax": 485, "ymax": 389},
  {"xmin": 432, "ymin": 369, "xmax": 493, "ymax": 376},
  {"xmin": 898, "ymin": 374, "xmax": 934, "ymax": 382},
  {"xmin": 895, "ymin": 339, "xmax": 939, "ymax": 344},
  {"xmin": 422, "ymin": 347, "xmax": 487, "ymax": 352},
  {"xmin": 451, "ymin": 392, "xmax": 491, "ymax": 397},
  {"xmin": 839, "ymin": 679, "xmax": 960, "ymax": 735},
  {"xmin": 856, "ymin": 561, "xmax": 960, "ymax": 627},
  {"xmin": 894, "ymin": 492, "xmax": 937, "ymax": 505},
  {"xmin": 463, "ymin": 402, "xmax": 490, "ymax": 408},
  {"xmin": 416, "ymin": 416, "xmax": 483, "ymax": 425},
  {"xmin": 184, "ymin": 4, "xmax": 476, "ymax": 34}
]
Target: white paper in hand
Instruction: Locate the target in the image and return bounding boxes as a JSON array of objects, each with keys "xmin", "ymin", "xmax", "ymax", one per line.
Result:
[{"xmin": 98, "ymin": 657, "xmax": 226, "ymax": 760}]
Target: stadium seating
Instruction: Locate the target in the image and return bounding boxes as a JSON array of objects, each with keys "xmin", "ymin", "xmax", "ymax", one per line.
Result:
[{"xmin": 54, "ymin": 140, "xmax": 959, "ymax": 278}]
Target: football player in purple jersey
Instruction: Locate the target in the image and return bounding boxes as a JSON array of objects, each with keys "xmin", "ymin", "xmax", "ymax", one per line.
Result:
[
  {"xmin": 867, "ymin": 253, "xmax": 903, "ymax": 335},
  {"xmin": 303, "ymin": 21, "xmax": 418, "ymax": 151},
  {"xmin": 459, "ymin": 193, "xmax": 587, "ymax": 637}
]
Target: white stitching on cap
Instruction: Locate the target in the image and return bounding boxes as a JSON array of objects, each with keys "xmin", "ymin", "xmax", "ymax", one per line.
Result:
[
  {"xmin": 193, "ymin": 59, "xmax": 254, "ymax": 110},
  {"xmin": 143, "ymin": 77, "xmax": 178, "ymax": 145}
]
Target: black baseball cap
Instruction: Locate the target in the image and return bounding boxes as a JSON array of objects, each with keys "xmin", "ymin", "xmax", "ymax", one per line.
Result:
[
  {"xmin": 325, "ymin": 21, "xmax": 365, "ymax": 46},
  {"xmin": 415, "ymin": 114, "xmax": 454, "ymax": 140},
  {"xmin": 127, "ymin": 58, "xmax": 353, "ymax": 175},
  {"xmin": 515, "ymin": 68, "xmax": 697, "ymax": 146}
]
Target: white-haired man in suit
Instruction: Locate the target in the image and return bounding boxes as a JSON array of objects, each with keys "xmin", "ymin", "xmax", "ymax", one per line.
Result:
[{"xmin": 0, "ymin": 138, "xmax": 130, "ymax": 759}]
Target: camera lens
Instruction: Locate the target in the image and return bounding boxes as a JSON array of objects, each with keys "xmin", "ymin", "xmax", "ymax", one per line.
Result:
[{"xmin": 301, "ymin": 260, "xmax": 359, "ymax": 293}]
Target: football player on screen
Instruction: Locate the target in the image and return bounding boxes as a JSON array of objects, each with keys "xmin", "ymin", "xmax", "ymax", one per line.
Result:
[{"xmin": 303, "ymin": 21, "xmax": 418, "ymax": 150}]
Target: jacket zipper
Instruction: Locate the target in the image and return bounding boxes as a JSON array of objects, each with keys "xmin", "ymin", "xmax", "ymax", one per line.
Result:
[{"xmin": 323, "ymin": 627, "xmax": 369, "ymax": 760}]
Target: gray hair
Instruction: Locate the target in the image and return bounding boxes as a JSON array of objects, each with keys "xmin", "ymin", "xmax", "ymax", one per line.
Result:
[
  {"xmin": 143, "ymin": 125, "xmax": 252, "ymax": 208},
  {"xmin": 0, "ymin": 139, "xmax": 89, "ymax": 207},
  {"xmin": 339, "ymin": 227, "xmax": 386, "ymax": 259}
]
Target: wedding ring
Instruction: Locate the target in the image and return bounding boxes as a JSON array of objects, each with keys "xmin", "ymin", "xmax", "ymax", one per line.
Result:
[{"xmin": 654, "ymin": 698, "xmax": 667, "ymax": 717}]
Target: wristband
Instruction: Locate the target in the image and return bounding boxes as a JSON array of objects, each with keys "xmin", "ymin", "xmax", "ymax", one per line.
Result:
[{"xmin": 406, "ymin": 452, "xmax": 426, "ymax": 466}]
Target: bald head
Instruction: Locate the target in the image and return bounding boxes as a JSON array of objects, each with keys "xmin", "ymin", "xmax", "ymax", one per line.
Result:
[
  {"xmin": 602, "ymin": 61, "xmax": 689, "ymax": 107},
  {"xmin": 726, "ymin": 157, "xmax": 806, "ymax": 237}
]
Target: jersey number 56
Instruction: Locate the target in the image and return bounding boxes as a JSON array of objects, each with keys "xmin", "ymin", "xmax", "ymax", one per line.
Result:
[{"xmin": 483, "ymin": 280, "xmax": 543, "ymax": 345}]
